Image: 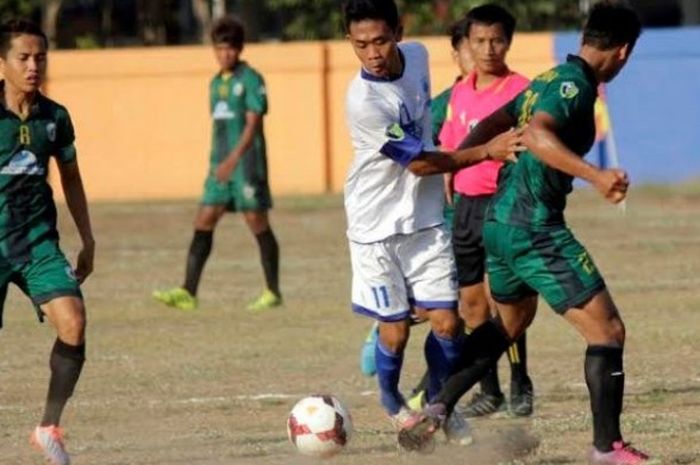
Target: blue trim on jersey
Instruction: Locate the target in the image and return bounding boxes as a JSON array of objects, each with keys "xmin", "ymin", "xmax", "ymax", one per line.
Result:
[
  {"xmin": 352, "ymin": 303, "xmax": 411, "ymax": 322},
  {"xmin": 360, "ymin": 50, "xmax": 406, "ymax": 82},
  {"xmin": 380, "ymin": 133, "xmax": 424, "ymax": 168},
  {"xmin": 409, "ymin": 299, "xmax": 458, "ymax": 310}
]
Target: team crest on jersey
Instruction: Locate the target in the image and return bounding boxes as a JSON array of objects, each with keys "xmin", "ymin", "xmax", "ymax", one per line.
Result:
[
  {"xmin": 212, "ymin": 101, "xmax": 235, "ymax": 120},
  {"xmin": 385, "ymin": 123, "xmax": 405, "ymax": 141},
  {"xmin": 46, "ymin": 122, "xmax": 57, "ymax": 142},
  {"xmin": 0, "ymin": 150, "xmax": 44, "ymax": 175},
  {"xmin": 233, "ymin": 82, "xmax": 244, "ymax": 96},
  {"xmin": 560, "ymin": 82, "xmax": 579, "ymax": 99},
  {"xmin": 243, "ymin": 184, "xmax": 255, "ymax": 199},
  {"xmin": 65, "ymin": 266, "xmax": 78, "ymax": 282},
  {"xmin": 258, "ymin": 85, "xmax": 266, "ymax": 95}
]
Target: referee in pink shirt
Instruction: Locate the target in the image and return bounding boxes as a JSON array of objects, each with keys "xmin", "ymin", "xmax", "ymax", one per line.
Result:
[{"xmin": 438, "ymin": 4, "xmax": 533, "ymax": 418}]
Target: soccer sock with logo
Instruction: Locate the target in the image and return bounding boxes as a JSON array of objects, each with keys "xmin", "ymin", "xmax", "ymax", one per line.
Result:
[
  {"xmin": 183, "ymin": 230, "xmax": 213, "ymax": 296},
  {"xmin": 508, "ymin": 333, "xmax": 530, "ymax": 390},
  {"xmin": 424, "ymin": 330, "xmax": 463, "ymax": 402},
  {"xmin": 41, "ymin": 339, "xmax": 85, "ymax": 426},
  {"xmin": 585, "ymin": 345, "xmax": 624, "ymax": 452},
  {"xmin": 434, "ymin": 320, "xmax": 511, "ymax": 413},
  {"xmin": 254, "ymin": 229, "xmax": 280, "ymax": 296},
  {"xmin": 375, "ymin": 339, "xmax": 405, "ymax": 415}
]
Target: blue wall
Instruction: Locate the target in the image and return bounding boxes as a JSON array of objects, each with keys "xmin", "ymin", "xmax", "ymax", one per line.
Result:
[{"xmin": 555, "ymin": 27, "xmax": 700, "ymax": 184}]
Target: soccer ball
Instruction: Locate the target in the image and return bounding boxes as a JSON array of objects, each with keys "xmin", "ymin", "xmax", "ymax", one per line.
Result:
[{"xmin": 287, "ymin": 395, "xmax": 353, "ymax": 458}]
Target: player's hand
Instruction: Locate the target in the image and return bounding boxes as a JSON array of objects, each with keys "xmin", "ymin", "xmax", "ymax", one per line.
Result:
[
  {"xmin": 443, "ymin": 173, "xmax": 454, "ymax": 206},
  {"xmin": 215, "ymin": 158, "xmax": 237, "ymax": 183},
  {"xmin": 75, "ymin": 241, "xmax": 95, "ymax": 283},
  {"xmin": 485, "ymin": 127, "xmax": 526, "ymax": 163},
  {"xmin": 593, "ymin": 168, "xmax": 629, "ymax": 204}
]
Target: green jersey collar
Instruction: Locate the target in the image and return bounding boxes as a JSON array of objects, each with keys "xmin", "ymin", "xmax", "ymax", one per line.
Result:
[
  {"xmin": 566, "ymin": 54, "xmax": 598, "ymax": 88},
  {"xmin": 0, "ymin": 80, "xmax": 47, "ymax": 119}
]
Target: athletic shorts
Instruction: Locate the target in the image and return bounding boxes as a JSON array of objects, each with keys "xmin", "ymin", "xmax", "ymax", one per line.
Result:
[
  {"xmin": 483, "ymin": 221, "xmax": 606, "ymax": 314},
  {"xmin": 349, "ymin": 226, "xmax": 458, "ymax": 322},
  {"xmin": 201, "ymin": 174, "xmax": 272, "ymax": 212},
  {"xmin": 452, "ymin": 194, "xmax": 492, "ymax": 287},
  {"xmin": 0, "ymin": 239, "xmax": 82, "ymax": 328}
]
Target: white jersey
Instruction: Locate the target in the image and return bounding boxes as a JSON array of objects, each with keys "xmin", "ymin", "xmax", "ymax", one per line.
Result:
[{"xmin": 344, "ymin": 42, "xmax": 444, "ymax": 244}]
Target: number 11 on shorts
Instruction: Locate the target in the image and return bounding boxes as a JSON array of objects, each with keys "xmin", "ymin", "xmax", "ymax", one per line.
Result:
[{"xmin": 371, "ymin": 286, "xmax": 390, "ymax": 308}]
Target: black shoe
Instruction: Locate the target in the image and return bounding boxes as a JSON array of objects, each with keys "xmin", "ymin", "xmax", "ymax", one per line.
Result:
[
  {"xmin": 510, "ymin": 379, "xmax": 534, "ymax": 417},
  {"xmin": 457, "ymin": 392, "xmax": 506, "ymax": 418}
]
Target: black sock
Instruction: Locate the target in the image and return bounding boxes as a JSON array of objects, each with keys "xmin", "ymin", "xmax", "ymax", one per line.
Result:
[
  {"xmin": 183, "ymin": 230, "xmax": 213, "ymax": 296},
  {"xmin": 479, "ymin": 367, "xmax": 503, "ymax": 397},
  {"xmin": 412, "ymin": 370, "xmax": 430, "ymax": 397},
  {"xmin": 41, "ymin": 339, "xmax": 85, "ymax": 426},
  {"xmin": 508, "ymin": 332, "xmax": 531, "ymax": 392},
  {"xmin": 585, "ymin": 345, "xmax": 624, "ymax": 452},
  {"xmin": 434, "ymin": 320, "xmax": 511, "ymax": 412},
  {"xmin": 255, "ymin": 229, "xmax": 280, "ymax": 296}
]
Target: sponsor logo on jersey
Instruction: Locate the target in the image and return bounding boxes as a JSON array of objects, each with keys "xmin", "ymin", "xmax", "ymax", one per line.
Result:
[
  {"xmin": 212, "ymin": 101, "xmax": 235, "ymax": 120},
  {"xmin": 234, "ymin": 82, "xmax": 244, "ymax": 96},
  {"xmin": 0, "ymin": 150, "xmax": 44, "ymax": 175},
  {"xmin": 560, "ymin": 81, "xmax": 579, "ymax": 99},
  {"xmin": 385, "ymin": 123, "xmax": 405, "ymax": 141},
  {"xmin": 536, "ymin": 70, "xmax": 559, "ymax": 83},
  {"xmin": 46, "ymin": 122, "xmax": 57, "ymax": 142}
]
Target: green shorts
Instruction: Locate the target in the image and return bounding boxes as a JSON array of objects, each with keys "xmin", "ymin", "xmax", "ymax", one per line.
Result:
[
  {"xmin": 0, "ymin": 240, "xmax": 82, "ymax": 328},
  {"xmin": 201, "ymin": 174, "xmax": 272, "ymax": 212},
  {"xmin": 483, "ymin": 221, "xmax": 605, "ymax": 313}
]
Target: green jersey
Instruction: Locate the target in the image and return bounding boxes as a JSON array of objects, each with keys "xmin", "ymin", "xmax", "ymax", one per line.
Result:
[
  {"xmin": 209, "ymin": 61, "xmax": 268, "ymax": 176},
  {"xmin": 487, "ymin": 55, "xmax": 598, "ymax": 229},
  {"xmin": 0, "ymin": 82, "xmax": 76, "ymax": 263},
  {"xmin": 431, "ymin": 84, "xmax": 454, "ymax": 145}
]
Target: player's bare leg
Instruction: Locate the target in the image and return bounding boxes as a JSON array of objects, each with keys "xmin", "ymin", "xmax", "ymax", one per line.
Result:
[
  {"xmin": 30, "ymin": 296, "xmax": 87, "ymax": 465},
  {"xmin": 243, "ymin": 210, "xmax": 281, "ymax": 311}
]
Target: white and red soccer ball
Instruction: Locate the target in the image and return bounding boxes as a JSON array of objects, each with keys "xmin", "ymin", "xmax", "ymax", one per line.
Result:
[{"xmin": 287, "ymin": 395, "xmax": 353, "ymax": 458}]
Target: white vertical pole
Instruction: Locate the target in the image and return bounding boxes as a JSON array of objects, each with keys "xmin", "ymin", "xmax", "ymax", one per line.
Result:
[{"xmin": 213, "ymin": 0, "xmax": 226, "ymax": 19}]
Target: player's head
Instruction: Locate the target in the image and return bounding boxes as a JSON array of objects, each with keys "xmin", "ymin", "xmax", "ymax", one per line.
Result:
[
  {"xmin": 582, "ymin": 1, "xmax": 641, "ymax": 82},
  {"xmin": 343, "ymin": 0, "xmax": 403, "ymax": 78},
  {"xmin": 0, "ymin": 19, "xmax": 48, "ymax": 93},
  {"xmin": 211, "ymin": 15, "xmax": 245, "ymax": 71},
  {"xmin": 463, "ymin": 4, "xmax": 515, "ymax": 76},
  {"xmin": 448, "ymin": 17, "xmax": 473, "ymax": 77}
]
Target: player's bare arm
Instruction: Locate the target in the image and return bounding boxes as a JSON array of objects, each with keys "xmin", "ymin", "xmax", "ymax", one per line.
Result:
[
  {"xmin": 456, "ymin": 106, "xmax": 518, "ymax": 150},
  {"xmin": 57, "ymin": 160, "xmax": 95, "ymax": 282},
  {"xmin": 523, "ymin": 111, "xmax": 628, "ymax": 204},
  {"xmin": 407, "ymin": 127, "xmax": 524, "ymax": 176},
  {"xmin": 215, "ymin": 111, "xmax": 262, "ymax": 182}
]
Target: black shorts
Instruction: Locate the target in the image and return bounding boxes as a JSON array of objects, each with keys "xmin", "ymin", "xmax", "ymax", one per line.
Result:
[{"xmin": 452, "ymin": 194, "xmax": 492, "ymax": 287}]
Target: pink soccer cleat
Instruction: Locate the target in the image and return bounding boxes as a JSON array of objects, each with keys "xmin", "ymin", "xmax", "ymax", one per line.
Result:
[
  {"xmin": 589, "ymin": 441, "xmax": 659, "ymax": 465},
  {"xmin": 30, "ymin": 425, "xmax": 70, "ymax": 465}
]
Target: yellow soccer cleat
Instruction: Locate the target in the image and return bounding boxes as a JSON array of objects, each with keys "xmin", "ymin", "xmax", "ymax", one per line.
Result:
[
  {"xmin": 247, "ymin": 289, "xmax": 282, "ymax": 312},
  {"xmin": 152, "ymin": 287, "xmax": 198, "ymax": 311}
]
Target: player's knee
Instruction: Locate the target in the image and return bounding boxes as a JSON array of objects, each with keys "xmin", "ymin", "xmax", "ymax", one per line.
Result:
[
  {"xmin": 609, "ymin": 317, "xmax": 626, "ymax": 346},
  {"xmin": 459, "ymin": 294, "xmax": 490, "ymax": 328},
  {"xmin": 59, "ymin": 304, "xmax": 87, "ymax": 345},
  {"xmin": 429, "ymin": 312, "xmax": 460, "ymax": 339}
]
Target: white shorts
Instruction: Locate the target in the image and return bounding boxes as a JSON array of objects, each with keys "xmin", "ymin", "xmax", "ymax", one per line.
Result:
[{"xmin": 349, "ymin": 226, "xmax": 458, "ymax": 322}]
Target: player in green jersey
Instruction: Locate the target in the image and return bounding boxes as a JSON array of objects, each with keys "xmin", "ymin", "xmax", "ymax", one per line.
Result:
[
  {"xmin": 0, "ymin": 19, "xmax": 94, "ymax": 465},
  {"xmin": 399, "ymin": 3, "xmax": 657, "ymax": 463},
  {"xmin": 153, "ymin": 16, "xmax": 281, "ymax": 312}
]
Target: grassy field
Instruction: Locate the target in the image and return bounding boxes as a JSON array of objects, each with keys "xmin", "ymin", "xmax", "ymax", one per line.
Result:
[{"xmin": 2, "ymin": 186, "xmax": 700, "ymax": 464}]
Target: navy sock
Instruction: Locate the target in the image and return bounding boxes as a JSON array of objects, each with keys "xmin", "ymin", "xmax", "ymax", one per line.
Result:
[
  {"xmin": 375, "ymin": 339, "xmax": 404, "ymax": 415},
  {"xmin": 424, "ymin": 330, "xmax": 462, "ymax": 402}
]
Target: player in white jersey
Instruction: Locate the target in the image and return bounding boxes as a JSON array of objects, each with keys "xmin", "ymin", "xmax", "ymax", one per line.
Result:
[{"xmin": 342, "ymin": 0, "xmax": 523, "ymax": 440}]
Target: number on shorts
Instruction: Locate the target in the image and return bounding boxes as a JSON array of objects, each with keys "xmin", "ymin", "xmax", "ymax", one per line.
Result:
[{"xmin": 371, "ymin": 286, "xmax": 390, "ymax": 308}]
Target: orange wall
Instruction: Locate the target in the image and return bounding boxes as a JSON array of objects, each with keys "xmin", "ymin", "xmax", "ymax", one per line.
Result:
[{"xmin": 46, "ymin": 34, "xmax": 555, "ymax": 201}]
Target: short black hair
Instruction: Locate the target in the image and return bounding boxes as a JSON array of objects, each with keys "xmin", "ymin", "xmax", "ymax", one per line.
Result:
[
  {"xmin": 0, "ymin": 19, "xmax": 47, "ymax": 57},
  {"xmin": 583, "ymin": 0, "xmax": 642, "ymax": 50},
  {"xmin": 465, "ymin": 4, "xmax": 516, "ymax": 43},
  {"xmin": 342, "ymin": 0, "xmax": 400, "ymax": 33},
  {"xmin": 211, "ymin": 15, "xmax": 245, "ymax": 49},
  {"xmin": 448, "ymin": 16, "xmax": 470, "ymax": 50}
]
